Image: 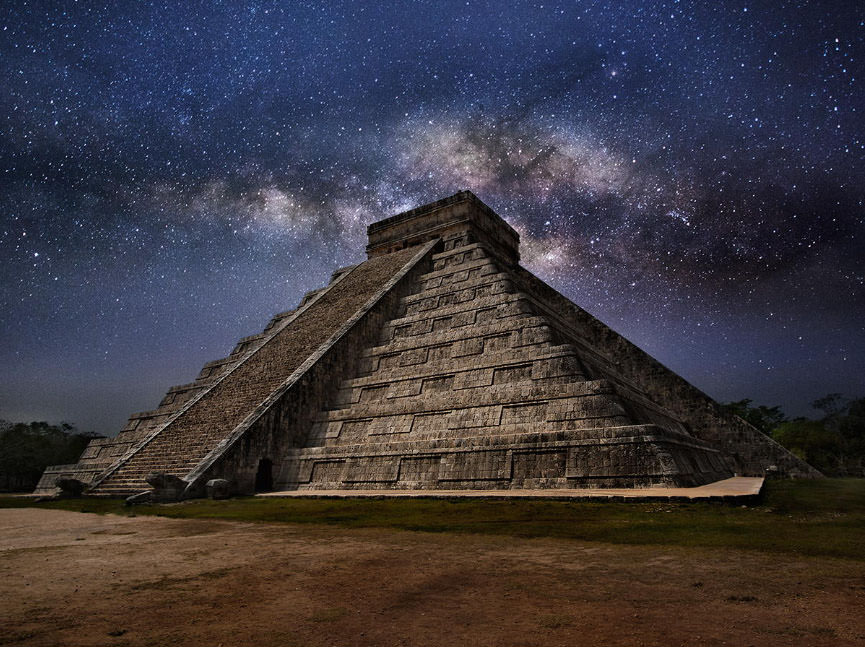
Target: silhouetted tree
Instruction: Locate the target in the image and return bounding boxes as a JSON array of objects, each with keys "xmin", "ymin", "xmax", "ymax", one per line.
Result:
[
  {"xmin": 812, "ymin": 393, "xmax": 848, "ymax": 417},
  {"xmin": 831, "ymin": 397, "xmax": 865, "ymax": 476},
  {"xmin": 724, "ymin": 395, "xmax": 865, "ymax": 476},
  {"xmin": 720, "ymin": 399, "xmax": 788, "ymax": 435},
  {"xmin": 772, "ymin": 419, "xmax": 841, "ymax": 472},
  {"xmin": 0, "ymin": 421, "xmax": 102, "ymax": 491}
]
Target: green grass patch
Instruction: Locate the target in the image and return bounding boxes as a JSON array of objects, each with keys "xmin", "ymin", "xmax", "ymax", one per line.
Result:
[{"xmin": 2, "ymin": 479, "xmax": 863, "ymax": 560}]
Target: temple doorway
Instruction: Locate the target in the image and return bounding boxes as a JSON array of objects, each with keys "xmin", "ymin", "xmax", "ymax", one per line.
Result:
[{"xmin": 254, "ymin": 458, "xmax": 273, "ymax": 492}]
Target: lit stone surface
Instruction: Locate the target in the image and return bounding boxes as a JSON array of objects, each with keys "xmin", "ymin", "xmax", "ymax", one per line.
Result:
[
  {"xmin": 258, "ymin": 476, "xmax": 765, "ymax": 500},
  {"xmin": 35, "ymin": 191, "xmax": 818, "ymax": 498}
]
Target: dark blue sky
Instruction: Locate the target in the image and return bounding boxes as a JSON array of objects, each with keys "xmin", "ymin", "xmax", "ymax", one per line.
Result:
[{"xmin": 1, "ymin": 1, "xmax": 863, "ymax": 434}]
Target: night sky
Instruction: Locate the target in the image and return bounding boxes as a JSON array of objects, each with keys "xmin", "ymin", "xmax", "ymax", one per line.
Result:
[{"xmin": 1, "ymin": 1, "xmax": 863, "ymax": 436}]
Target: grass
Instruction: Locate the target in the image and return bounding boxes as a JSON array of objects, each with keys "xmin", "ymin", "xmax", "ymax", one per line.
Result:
[{"xmin": 2, "ymin": 478, "xmax": 863, "ymax": 560}]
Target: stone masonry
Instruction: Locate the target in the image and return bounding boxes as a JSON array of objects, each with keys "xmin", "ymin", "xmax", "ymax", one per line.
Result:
[{"xmin": 35, "ymin": 191, "xmax": 819, "ymax": 498}]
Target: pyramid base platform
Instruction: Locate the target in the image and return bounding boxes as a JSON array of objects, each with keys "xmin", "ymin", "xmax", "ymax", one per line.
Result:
[
  {"xmin": 274, "ymin": 424, "xmax": 733, "ymax": 492},
  {"xmin": 259, "ymin": 476, "xmax": 763, "ymax": 501}
]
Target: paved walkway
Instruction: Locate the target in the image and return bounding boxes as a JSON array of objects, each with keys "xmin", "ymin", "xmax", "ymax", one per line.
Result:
[{"xmin": 258, "ymin": 476, "xmax": 764, "ymax": 501}]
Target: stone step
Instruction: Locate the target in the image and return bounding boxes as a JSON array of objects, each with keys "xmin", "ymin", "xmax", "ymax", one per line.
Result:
[
  {"xmin": 430, "ymin": 241, "xmax": 483, "ymax": 261},
  {"xmin": 236, "ymin": 332, "xmax": 269, "ymax": 345},
  {"xmin": 165, "ymin": 381, "xmax": 203, "ymax": 395},
  {"xmin": 159, "ymin": 385, "xmax": 207, "ymax": 408},
  {"xmin": 430, "ymin": 246, "xmax": 490, "ymax": 271},
  {"xmin": 279, "ymin": 422, "xmax": 729, "ymax": 491},
  {"xmin": 315, "ymin": 415, "xmax": 636, "ymax": 446},
  {"xmin": 262, "ymin": 309, "xmax": 297, "ymax": 333},
  {"xmin": 358, "ymin": 339, "xmax": 558, "ymax": 384},
  {"xmin": 315, "ymin": 397, "xmax": 628, "ymax": 440},
  {"xmin": 387, "ymin": 291, "xmax": 527, "ymax": 332},
  {"xmin": 101, "ymin": 464, "xmax": 195, "ymax": 476},
  {"xmin": 91, "ymin": 245, "xmax": 428, "ymax": 496},
  {"xmin": 315, "ymin": 379, "xmax": 615, "ymax": 423},
  {"xmin": 286, "ymin": 423, "xmax": 715, "ymax": 461},
  {"xmin": 362, "ymin": 315, "xmax": 555, "ymax": 359},
  {"xmin": 300, "ymin": 423, "xmax": 706, "ymax": 459},
  {"xmin": 416, "ymin": 263, "xmax": 502, "ymax": 294},
  {"xmin": 344, "ymin": 344, "xmax": 580, "ymax": 389},
  {"xmin": 298, "ymin": 287, "xmax": 326, "ymax": 307},
  {"xmin": 195, "ymin": 357, "xmax": 240, "ymax": 382},
  {"xmin": 330, "ymin": 373, "xmax": 580, "ymax": 412},
  {"xmin": 400, "ymin": 272, "xmax": 513, "ymax": 315},
  {"xmin": 332, "ymin": 356, "xmax": 585, "ymax": 409},
  {"xmin": 380, "ymin": 296, "xmax": 535, "ymax": 345},
  {"xmin": 416, "ymin": 257, "xmax": 496, "ymax": 284}
]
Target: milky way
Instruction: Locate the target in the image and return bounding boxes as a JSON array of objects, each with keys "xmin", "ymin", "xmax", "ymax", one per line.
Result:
[{"xmin": 1, "ymin": 1, "xmax": 863, "ymax": 434}]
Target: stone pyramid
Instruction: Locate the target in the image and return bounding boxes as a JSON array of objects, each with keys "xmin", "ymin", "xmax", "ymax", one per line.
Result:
[{"xmin": 36, "ymin": 191, "xmax": 817, "ymax": 498}]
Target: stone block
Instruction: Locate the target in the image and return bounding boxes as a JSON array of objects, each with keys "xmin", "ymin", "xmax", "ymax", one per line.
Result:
[{"xmin": 206, "ymin": 479, "xmax": 232, "ymax": 499}]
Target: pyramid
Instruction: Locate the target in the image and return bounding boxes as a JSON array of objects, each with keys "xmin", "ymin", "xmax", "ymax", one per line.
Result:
[{"xmin": 36, "ymin": 191, "xmax": 818, "ymax": 498}]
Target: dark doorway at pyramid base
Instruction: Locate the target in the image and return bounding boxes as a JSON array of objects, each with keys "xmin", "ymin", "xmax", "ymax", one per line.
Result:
[{"xmin": 254, "ymin": 458, "xmax": 274, "ymax": 493}]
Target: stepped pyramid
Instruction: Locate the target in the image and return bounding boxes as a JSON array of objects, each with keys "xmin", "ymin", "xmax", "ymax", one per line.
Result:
[{"xmin": 36, "ymin": 191, "xmax": 818, "ymax": 498}]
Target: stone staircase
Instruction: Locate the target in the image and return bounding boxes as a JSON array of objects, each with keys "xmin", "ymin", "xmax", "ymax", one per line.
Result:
[
  {"xmin": 88, "ymin": 246, "xmax": 423, "ymax": 496},
  {"xmin": 33, "ymin": 305, "xmax": 304, "ymax": 494}
]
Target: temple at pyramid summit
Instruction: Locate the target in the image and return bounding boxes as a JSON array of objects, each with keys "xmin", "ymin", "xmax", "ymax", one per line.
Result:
[{"xmin": 36, "ymin": 191, "xmax": 818, "ymax": 499}]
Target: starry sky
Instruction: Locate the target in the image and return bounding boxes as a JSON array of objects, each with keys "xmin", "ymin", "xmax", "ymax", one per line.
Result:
[{"xmin": 1, "ymin": 1, "xmax": 863, "ymax": 435}]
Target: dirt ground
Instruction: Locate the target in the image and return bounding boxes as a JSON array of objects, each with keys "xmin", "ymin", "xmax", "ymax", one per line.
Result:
[{"xmin": 1, "ymin": 509, "xmax": 864, "ymax": 647}]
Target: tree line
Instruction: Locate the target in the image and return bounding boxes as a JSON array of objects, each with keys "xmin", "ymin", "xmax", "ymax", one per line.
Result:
[
  {"xmin": 721, "ymin": 394, "xmax": 865, "ymax": 477},
  {"xmin": 0, "ymin": 421, "xmax": 102, "ymax": 492},
  {"xmin": 1, "ymin": 394, "xmax": 863, "ymax": 491}
]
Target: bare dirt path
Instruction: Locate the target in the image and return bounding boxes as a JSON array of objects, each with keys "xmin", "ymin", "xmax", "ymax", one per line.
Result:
[{"xmin": 1, "ymin": 508, "xmax": 863, "ymax": 646}]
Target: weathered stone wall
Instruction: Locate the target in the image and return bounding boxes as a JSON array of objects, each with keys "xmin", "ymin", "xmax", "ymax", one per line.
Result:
[
  {"xmin": 37, "ymin": 190, "xmax": 813, "ymax": 498},
  {"xmin": 33, "ymin": 303, "xmax": 302, "ymax": 494},
  {"xmin": 510, "ymin": 267, "xmax": 820, "ymax": 478},
  {"xmin": 279, "ymin": 235, "xmax": 731, "ymax": 490},
  {"xmin": 89, "ymin": 244, "xmax": 431, "ymax": 496},
  {"xmin": 187, "ymin": 243, "xmax": 439, "ymax": 495},
  {"xmin": 281, "ymin": 425, "xmax": 729, "ymax": 490}
]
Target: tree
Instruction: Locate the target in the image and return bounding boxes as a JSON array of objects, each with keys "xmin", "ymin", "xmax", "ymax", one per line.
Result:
[
  {"xmin": 812, "ymin": 393, "xmax": 848, "ymax": 417},
  {"xmin": 835, "ymin": 397, "xmax": 865, "ymax": 476},
  {"xmin": 723, "ymin": 394, "xmax": 865, "ymax": 476},
  {"xmin": 772, "ymin": 419, "xmax": 842, "ymax": 473},
  {"xmin": 0, "ymin": 421, "xmax": 101, "ymax": 492},
  {"xmin": 720, "ymin": 399, "xmax": 788, "ymax": 435}
]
